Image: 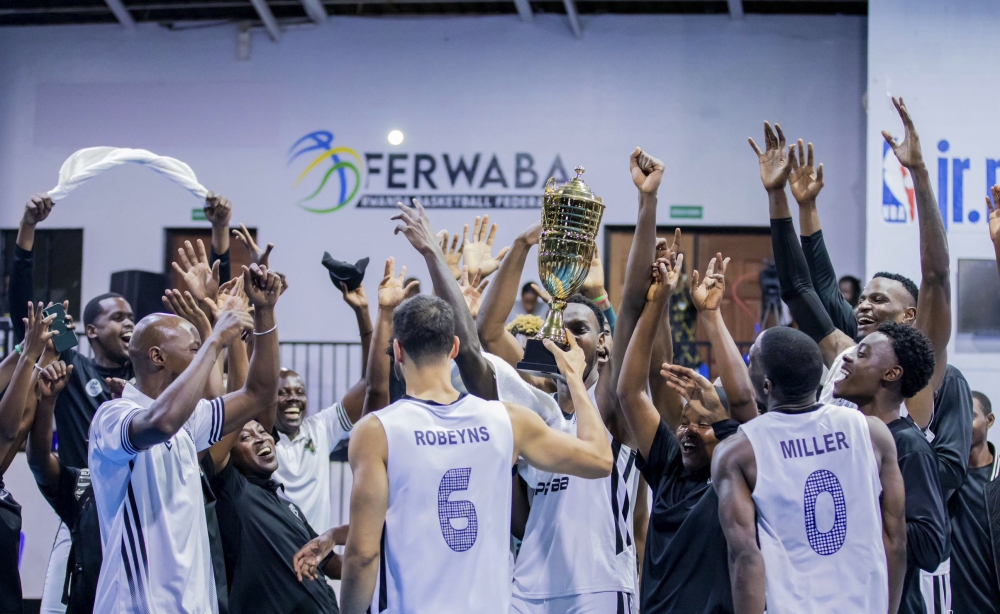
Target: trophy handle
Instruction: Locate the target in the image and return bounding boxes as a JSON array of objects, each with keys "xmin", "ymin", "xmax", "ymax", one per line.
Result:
[{"xmin": 544, "ymin": 177, "xmax": 557, "ymax": 193}]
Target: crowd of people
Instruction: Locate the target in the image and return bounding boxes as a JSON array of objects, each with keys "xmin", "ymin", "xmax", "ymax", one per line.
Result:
[{"xmin": 0, "ymin": 96, "xmax": 998, "ymax": 614}]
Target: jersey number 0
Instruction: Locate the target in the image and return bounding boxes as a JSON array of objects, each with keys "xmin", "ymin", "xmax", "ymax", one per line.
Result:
[
  {"xmin": 803, "ymin": 469, "xmax": 848, "ymax": 556},
  {"xmin": 438, "ymin": 468, "xmax": 478, "ymax": 552}
]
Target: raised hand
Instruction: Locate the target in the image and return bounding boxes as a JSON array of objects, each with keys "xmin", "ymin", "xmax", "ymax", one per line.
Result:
[
  {"xmin": 163, "ymin": 289, "xmax": 213, "ymax": 340},
  {"xmin": 986, "ymin": 185, "xmax": 1000, "ymax": 244},
  {"xmin": 203, "ymin": 192, "xmax": 233, "ymax": 228},
  {"xmin": 788, "ymin": 140, "xmax": 825, "ymax": 204},
  {"xmin": 630, "ymin": 148, "xmax": 665, "ymax": 194},
  {"xmin": 392, "ymin": 198, "xmax": 439, "ymax": 255},
  {"xmin": 691, "ymin": 252, "xmax": 730, "ymax": 312},
  {"xmin": 232, "ymin": 223, "xmax": 274, "ymax": 268},
  {"xmin": 581, "ymin": 246, "xmax": 607, "ymax": 300},
  {"xmin": 23, "ymin": 194, "xmax": 54, "ymax": 226},
  {"xmin": 37, "ymin": 361, "xmax": 73, "ymax": 399},
  {"xmin": 338, "ymin": 281, "xmax": 369, "ymax": 312},
  {"xmin": 172, "ymin": 239, "xmax": 220, "ymax": 302},
  {"xmin": 529, "ymin": 283, "xmax": 552, "ymax": 306},
  {"xmin": 462, "ymin": 215, "xmax": 510, "ymax": 279},
  {"xmin": 542, "ymin": 331, "xmax": 587, "ymax": 382},
  {"xmin": 210, "ymin": 305, "xmax": 254, "ymax": 347},
  {"xmin": 105, "ymin": 377, "xmax": 128, "ymax": 399},
  {"xmin": 659, "ymin": 364, "xmax": 728, "ymax": 423},
  {"xmin": 22, "ymin": 302, "xmax": 57, "ymax": 361},
  {"xmin": 646, "ymin": 255, "xmax": 684, "ymax": 302},
  {"xmin": 519, "ymin": 221, "xmax": 543, "ymax": 247},
  {"xmin": 378, "ymin": 257, "xmax": 418, "ymax": 310},
  {"xmin": 458, "ymin": 267, "xmax": 490, "ymax": 319},
  {"xmin": 749, "ymin": 122, "xmax": 792, "ymax": 191},
  {"xmin": 437, "ymin": 229, "xmax": 463, "ymax": 280},
  {"xmin": 243, "ymin": 264, "xmax": 282, "ymax": 310},
  {"xmin": 881, "ymin": 96, "xmax": 925, "ymax": 170}
]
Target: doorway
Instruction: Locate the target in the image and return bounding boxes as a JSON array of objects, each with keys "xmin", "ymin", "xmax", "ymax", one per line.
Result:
[{"xmin": 604, "ymin": 225, "xmax": 774, "ymax": 379}]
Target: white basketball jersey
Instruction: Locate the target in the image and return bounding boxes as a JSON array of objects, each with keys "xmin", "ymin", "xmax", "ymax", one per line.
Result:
[
  {"xmin": 739, "ymin": 404, "xmax": 888, "ymax": 614},
  {"xmin": 510, "ymin": 383, "xmax": 639, "ymax": 599},
  {"xmin": 373, "ymin": 394, "xmax": 514, "ymax": 614}
]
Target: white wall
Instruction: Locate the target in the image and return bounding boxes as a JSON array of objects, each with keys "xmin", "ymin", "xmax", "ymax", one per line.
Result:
[
  {"xmin": 0, "ymin": 13, "xmax": 867, "ymax": 344},
  {"xmin": 867, "ymin": 0, "xmax": 1000, "ymax": 447}
]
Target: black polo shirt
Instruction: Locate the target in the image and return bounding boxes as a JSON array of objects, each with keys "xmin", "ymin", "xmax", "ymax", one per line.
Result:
[
  {"xmin": 0, "ymin": 480, "xmax": 22, "ymax": 614},
  {"xmin": 949, "ymin": 447, "xmax": 1000, "ymax": 614},
  {"xmin": 889, "ymin": 416, "xmax": 950, "ymax": 614},
  {"xmin": 635, "ymin": 418, "xmax": 738, "ymax": 614},
  {"xmin": 205, "ymin": 456, "xmax": 339, "ymax": 614}
]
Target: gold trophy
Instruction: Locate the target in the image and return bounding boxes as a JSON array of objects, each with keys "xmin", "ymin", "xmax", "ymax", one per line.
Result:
[{"xmin": 517, "ymin": 166, "xmax": 605, "ymax": 379}]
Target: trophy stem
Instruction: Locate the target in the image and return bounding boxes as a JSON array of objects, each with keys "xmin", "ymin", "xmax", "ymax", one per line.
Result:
[{"xmin": 537, "ymin": 300, "xmax": 567, "ymax": 346}]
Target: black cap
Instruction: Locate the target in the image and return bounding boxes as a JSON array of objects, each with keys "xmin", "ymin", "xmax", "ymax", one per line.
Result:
[{"xmin": 321, "ymin": 253, "xmax": 369, "ymax": 291}]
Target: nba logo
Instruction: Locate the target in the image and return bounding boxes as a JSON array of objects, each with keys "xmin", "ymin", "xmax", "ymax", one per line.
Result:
[{"xmin": 882, "ymin": 141, "xmax": 915, "ymax": 223}]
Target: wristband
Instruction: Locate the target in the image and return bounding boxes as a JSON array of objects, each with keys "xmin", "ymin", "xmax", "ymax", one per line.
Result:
[
  {"xmin": 252, "ymin": 323, "xmax": 278, "ymax": 336},
  {"xmin": 589, "ymin": 293, "xmax": 608, "ymax": 304},
  {"xmin": 592, "ymin": 296, "xmax": 611, "ymax": 311},
  {"xmin": 13, "ymin": 343, "xmax": 23, "ymax": 355}
]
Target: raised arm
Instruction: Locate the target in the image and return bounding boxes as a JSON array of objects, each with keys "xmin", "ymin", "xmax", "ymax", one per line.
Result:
[
  {"xmin": 337, "ymin": 280, "xmax": 373, "ymax": 422},
  {"xmin": 788, "ymin": 141, "xmax": 858, "ymax": 338},
  {"xmin": 203, "ymin": 192, "xmax": 232, "ymax": 282},
  {"xmin": 339, "ymin": 415, "xmax": 390, "ymax": 614},
  {"xmin": 362, "ymin": 258, "xmax": 416, "ymax": 416},
  {"xmin": 27, "ymin": 361, "xmax": 73, "ymax": 490},
  {"xmin": 712, "ymin": 434, "xmax": 765, "ymax": 614},
  {"xmin": 883, "ymin": 98, "xmax": 951, "ymax": 396},
  {"xmin": 867, "ymin": 416, "xmax": 906, "ymax": 614},
  {"xmin": 11, "ymin": 195, "xmax": 54, "ymax": 342},
  {"xmin": 751, "ymin": 123, "xmax": 854, "ymax": 367},
  {"xmin": 987, "ymin": 185, "xmax": 1000, "ymax": 279},
  {"xmin": 618, "ymin": 258, "xmax": 680, "ymax": 457},
  {"xmin": 0, "ymin": 304, "xmax": 54, "ymax": 467},
  {"xmin": 691, "ymin": 254, "xmax": 757, "ymax": 423},
  {"xmin": 392, "ymin": 199, "xmax": 497, "ymax": 400},
  {"xmin": 477, "ymin": 222, "xmax": 542, "ymax": 368},
  {"xmin": 511, "ymin": 334, "xmax": 612, "ymax": 478}
]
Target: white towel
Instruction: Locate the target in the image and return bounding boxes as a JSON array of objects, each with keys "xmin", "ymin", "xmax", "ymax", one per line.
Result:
[{"xmin": 47, "ymin": 147, "xmax": 209, "ymax": 202}]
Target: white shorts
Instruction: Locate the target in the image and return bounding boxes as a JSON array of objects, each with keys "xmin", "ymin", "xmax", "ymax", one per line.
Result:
[
  {"xmin": 40, "ymin": 522, "xmax": 71, "ymax": 614},
  {"xmin": 511, "ymin": 592, "xmax": 636, "ymax": 614}
]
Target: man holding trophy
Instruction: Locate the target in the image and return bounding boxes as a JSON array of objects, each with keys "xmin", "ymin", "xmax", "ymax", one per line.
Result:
[{"xmin": 477, "ymin": 150, "xmax": 667, "ymax": 614}]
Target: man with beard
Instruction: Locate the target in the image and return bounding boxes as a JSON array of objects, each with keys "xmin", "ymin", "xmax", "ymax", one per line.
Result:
[
  {"xmin": 617, "ymin": 254, "xmax": 758, "ymax": 614},
  {"xmin": 714, "ymin": 327, "xmax": 906, "ymax": 614},
  {"xmin": 832, "ymin": 322, "xmax": 948, "ymax": 614}
]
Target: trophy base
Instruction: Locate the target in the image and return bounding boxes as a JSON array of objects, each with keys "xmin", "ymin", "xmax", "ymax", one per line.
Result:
[{"xmin": 516, "ymin": 338, "xmax": 567, "ymax": 381}]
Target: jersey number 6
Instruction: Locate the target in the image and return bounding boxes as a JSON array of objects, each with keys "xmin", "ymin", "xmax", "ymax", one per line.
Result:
[
  {"xmin": 438, "ymin": 467, "xmax": 478, "ymax": 552},
  {"xmin": 803, "ymin": 469, "xmax": 848, "ymax": 556}
]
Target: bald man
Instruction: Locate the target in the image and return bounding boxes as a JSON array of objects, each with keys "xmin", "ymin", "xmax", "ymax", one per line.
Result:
[{"xmin": 88, "ymin": 265, "xmax": 283, "ymax": 614}]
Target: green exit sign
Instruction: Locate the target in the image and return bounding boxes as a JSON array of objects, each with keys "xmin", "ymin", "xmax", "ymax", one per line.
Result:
[
  {"xmin": 670, "ymin": 205, "xmax": 703, "ymax": 219},
  {"xmin": 192, "ymin": 208, "xmax": 207, "ymax": 221}
]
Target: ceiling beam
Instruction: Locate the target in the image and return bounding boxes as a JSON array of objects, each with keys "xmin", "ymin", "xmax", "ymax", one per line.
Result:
[
  {"xmin": 103, "ymin": 0, "xmax": 135, "ymax": 28},
  {"xmin": 249, "ymin": 0, "xmax": 281, "ymax": 40},
  {"xmin": 299, "ymin": 0, "xmax": 327, "ymax": 22},
  {"xmin": 727, "ymin": 0, "xmax": 743, "ymax": 18},
  {"xmin": 513, "ymin": 0, "xmax": 532, "ymax": 21},
  {"xmin": 563, "ymin": 0, "xmax": 581, "ymax": 38}
]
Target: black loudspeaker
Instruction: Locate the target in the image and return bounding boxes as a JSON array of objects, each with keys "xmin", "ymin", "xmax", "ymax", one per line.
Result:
[{"xmin": 110, "ymin": 270, "xmax": 169, "ymax": 322}]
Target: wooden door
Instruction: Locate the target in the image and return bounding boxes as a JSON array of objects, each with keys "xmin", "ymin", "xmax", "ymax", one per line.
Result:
[
  {"xmin": 605, "ymin": 226, "xmax": 773, "ymax": 379},
  {"xmin": 164, "ymin": 228, "xmax": 257, "ymax": 290}
]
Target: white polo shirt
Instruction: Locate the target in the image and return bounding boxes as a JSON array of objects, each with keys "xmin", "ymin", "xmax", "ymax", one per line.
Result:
[
  {"xmin": 272, "ymin": 402, "xmax": 352, "ymax": 532},
  {"xmin": 88, "ymin": 383, "xmax": 224, "ymax": 614}
]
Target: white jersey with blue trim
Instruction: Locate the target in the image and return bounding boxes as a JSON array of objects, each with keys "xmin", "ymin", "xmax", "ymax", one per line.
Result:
[
  {"xmin": 738, "ymin": 403, "xmax": 887, "ymax": 614},
  {"xmin": 88, "ymin": 383, "xmax": 224, "ymax": 614},
  {"xmin": 373, "ymin": 393, "xmax": 514, "ymax": 614}
]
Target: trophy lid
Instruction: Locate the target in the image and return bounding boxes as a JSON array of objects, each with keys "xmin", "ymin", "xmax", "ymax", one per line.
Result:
[{"xmin": 546, "ymin": 166, "xmax": 603, "ymax": 204}]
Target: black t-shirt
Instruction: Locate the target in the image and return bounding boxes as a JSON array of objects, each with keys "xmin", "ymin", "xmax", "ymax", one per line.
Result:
[
  {"xmin": 949, "ymin": 454, "xmax": 1000, "ymax": 614},
  {"xmin": 889, "ymin": 416, "xmax": 950, "ymax": 614},
  {"xmin": 928, "ymin": 365, "xmax": 973, "ymax": 502},
  {"xmin": 200, "ymin": 464, "xmax": 230, "ymax": 614},
  {"xmin": 205, "ymin": 457, "xmax": 340, "ymax": 614},
  {"xmin": 635, "ymin": 418, "xmax": 738, "ymax": 614},
  {"xmin": 38, "ymin": 466, "xmax": 100, "ymax": 614},
  {"xmin": 0, "ymin": 480, "xmax": 22, "ymax": 614},
  {"xmin": 55, "ymin": 348, "xmax": 132, "ymax": 469}
]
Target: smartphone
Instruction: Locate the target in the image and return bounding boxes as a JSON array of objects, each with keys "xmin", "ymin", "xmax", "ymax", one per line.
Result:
[{"xmin": 41, "ymin": 303, "xmax": 79, "ymax": 353}]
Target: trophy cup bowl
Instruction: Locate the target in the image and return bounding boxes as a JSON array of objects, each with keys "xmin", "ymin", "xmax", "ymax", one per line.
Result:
[{"xmin": 517, "ymin": 167, "xmax": 605, "ymax": 379}]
